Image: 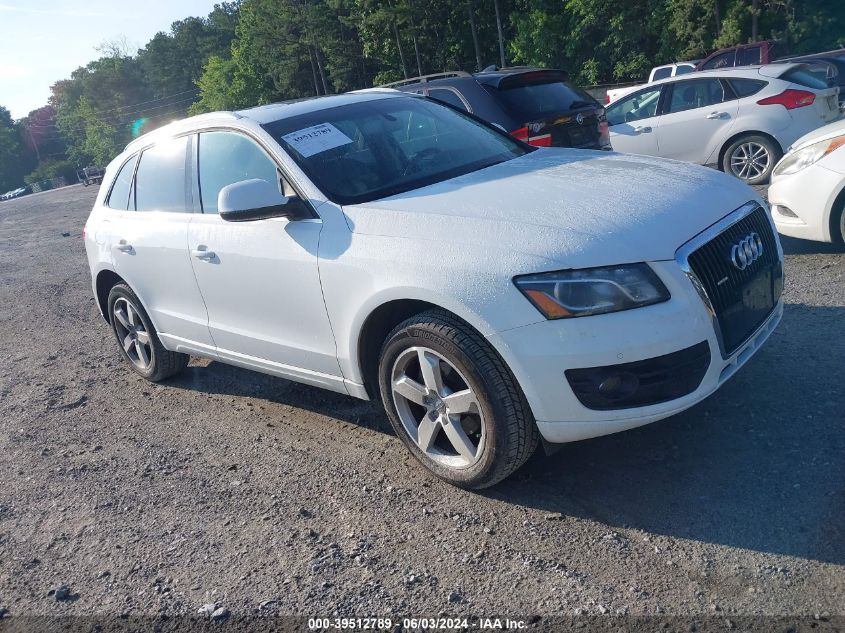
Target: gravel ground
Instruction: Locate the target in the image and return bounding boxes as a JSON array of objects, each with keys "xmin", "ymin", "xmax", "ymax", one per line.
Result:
[{"xmin": 0, "ymin": 184, "xmax": 843, "ymax": 626}]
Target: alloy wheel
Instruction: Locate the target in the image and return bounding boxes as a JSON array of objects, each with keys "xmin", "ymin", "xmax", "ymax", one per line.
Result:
[
  {"xmin": 729, "ymin": 142, "xmax": 770, "ymax": 181},
  {"xmin": 390, "ymin": 346, "xmax": 485, "ymax": 469},
  {"xmin": 113, "ymin": 297, "xmax": 152, "ymax": 370}
]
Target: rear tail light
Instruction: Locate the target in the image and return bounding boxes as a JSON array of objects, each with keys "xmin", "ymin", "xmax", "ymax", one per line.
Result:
[
  {"xmin": 605, "ymin": 94, "xmax": 610, "ymax": 104},
  {"xmin": 510, "ymin": 126, "xmax": 552, "ymax": 147},
  {"xmin": 599, "ymin": 120, "xmax": 610, "ymax": 146},
  {"xmin": 510, "ymin": 126, "xmax": 529, "ymax": 142},
  {"xmin": 757, "ymin": 89, "xmax": 816, "ymax": 110}
]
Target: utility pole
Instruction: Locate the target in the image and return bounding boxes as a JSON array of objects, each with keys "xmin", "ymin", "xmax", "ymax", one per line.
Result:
[{"xmin": 28, "ymin": 127, "xmax": 40, "ymax": 162}]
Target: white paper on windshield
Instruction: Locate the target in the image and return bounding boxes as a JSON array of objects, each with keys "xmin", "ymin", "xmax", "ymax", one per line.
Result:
[{"xmin": 282, "ymin": 123, "xmax": 353, "ymax": 158}]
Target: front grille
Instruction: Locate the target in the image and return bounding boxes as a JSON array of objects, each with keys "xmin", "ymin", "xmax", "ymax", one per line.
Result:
[{"xmin": 686, "ymin": 205, "xmax": 783, "ymax": 356}]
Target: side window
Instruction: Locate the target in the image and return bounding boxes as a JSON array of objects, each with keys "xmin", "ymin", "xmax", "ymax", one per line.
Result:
[
  {"xmin": 427, "ymin": 88, "xmax": 470, "ymax": 112},
  {"xmin": 729, "ymin": 78, "xmax": 768, "ymax": 98},
  {"xmin": 675, "ymin": 64, "xmax": 695, "ymax": 76},
  {"xmin": 134, "ymin": 136, "xmax": 190, "ymax": 212},
  {"xmin": 198, "ymin": 131, "xmax": 280, "ymax": 214},
  {"xmin": 702, "ymin": 51, "xmax": 735, "ymax": 70},
  {"xmin": 606, "ymin": 87, "xmax": 662, "ymax": 126},
  {"xmin": 106, "ymin": 155, "xmax": 137, "ymax": 210},
  {"xmin": 666, "ymin": 79, "xmax": 726, "ymax": 113},
  {"xmin": 651, "ymin": 67, "xmax": 672, "ymax": 81},
  {"xmin": 737, "ymin": 46, "xmax": 762, "ymax": 66}
]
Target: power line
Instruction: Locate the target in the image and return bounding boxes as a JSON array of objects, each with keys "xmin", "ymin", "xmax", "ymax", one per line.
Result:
[{"xmin": 26, "ymin": 90, "xmax": 201, "ymax": 130}]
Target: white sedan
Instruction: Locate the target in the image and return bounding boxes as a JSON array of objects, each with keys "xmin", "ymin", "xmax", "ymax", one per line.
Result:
[
  {"xmin": 605, "ymin": 64, "xmax": 841, "ymax": 184},
  {"xmin": 769, "ymin": 119, "xmax": 845, "ymax": 243}
]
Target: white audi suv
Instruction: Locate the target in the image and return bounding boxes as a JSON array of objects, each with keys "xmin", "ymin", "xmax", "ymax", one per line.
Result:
[{"xmin": 84, "ymin": 91, "xmax": 784, "ymax": 488}]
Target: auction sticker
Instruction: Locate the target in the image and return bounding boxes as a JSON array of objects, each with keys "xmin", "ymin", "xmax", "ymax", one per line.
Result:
[{"xmin": 282, "ymin": 123, "xmax": 353, "ymax": 157}]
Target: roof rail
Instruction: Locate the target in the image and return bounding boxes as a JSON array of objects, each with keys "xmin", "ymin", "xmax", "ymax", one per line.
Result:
[{"xmin": 380, "ymin": 71, "xmax": 471, "ymax": 88}]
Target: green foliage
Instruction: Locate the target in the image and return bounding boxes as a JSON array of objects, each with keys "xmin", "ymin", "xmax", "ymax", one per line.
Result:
[
  {"xmin": 24, "ymin": 158, "xmax": 76, "ymax": 185},
  {"xmin": 1, "ymin": 0, "xmax": 844, "ymax": 192}
]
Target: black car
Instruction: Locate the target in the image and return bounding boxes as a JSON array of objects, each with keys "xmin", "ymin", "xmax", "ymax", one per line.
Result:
[{"xmin": 385, "ymin": 67, "xmax": 612, "ymax": 150}]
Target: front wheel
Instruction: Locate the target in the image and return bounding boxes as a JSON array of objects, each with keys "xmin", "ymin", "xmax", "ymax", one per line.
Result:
[
  {"xmin": 378, "ymin": 310, "xmax": 538, "ymax": 489},
  {"xmin": 722, "ymin": 134, "xmax": 781, "ymax": 185},
  {"xmin": 107, "ymin": 283, "xmax": 188, "ymax": 382}
]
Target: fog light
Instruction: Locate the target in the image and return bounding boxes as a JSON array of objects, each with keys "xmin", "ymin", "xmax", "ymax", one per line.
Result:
[
  {"xmin": 597, "ymin": 373, "xmax": 639, "ymax": 400},
  {"xmin": 773, "ymin": 204, "xmax": 798, "ymax": 218}
]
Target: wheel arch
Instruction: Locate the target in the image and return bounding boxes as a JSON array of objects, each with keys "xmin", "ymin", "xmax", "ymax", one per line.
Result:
[
  {"xmin": 828, "ymin": 180, "xmax": 845, "ymax": 243},
  {"xmin": 95, "ymin": 269, "xmax": 126, "ymax": 322},
  {"xmin": 717, "ymin": 130, "xmax": 784, "ymax": 172}
]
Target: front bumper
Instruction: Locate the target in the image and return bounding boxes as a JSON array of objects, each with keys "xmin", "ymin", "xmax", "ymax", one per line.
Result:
[
  {"xmin": 488, "ymin": 259, "xmax": 783, "ymax": 444},
  {"xmin": 769, "ymin": 163, "xmax": 845, "ymax": 243}
]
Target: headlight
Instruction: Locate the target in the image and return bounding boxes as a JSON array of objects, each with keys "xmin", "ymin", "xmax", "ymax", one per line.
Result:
[
  {"xmin": 514, "ymin": 264, "xmax": 670, "ymax": 319},
  {"xmin": 774, "ymin": 134, "xmax": 845, "ymax": 177}
]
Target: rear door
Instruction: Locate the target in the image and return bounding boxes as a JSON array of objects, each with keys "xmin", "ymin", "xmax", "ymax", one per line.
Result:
[
  {"xmin": 605, "ymin": 85, "xmax": 663, "ymax": 156},
  {"xmin": 110, "ymin": 135, "xmax": 216, "ymax": 351},
  {"xmin": 485, "ymin": 72, "xmax": 608, "ymax": 149},
  {"xmin": 655, "ymin": 78, "xmax": 739, "ymax": 164}
]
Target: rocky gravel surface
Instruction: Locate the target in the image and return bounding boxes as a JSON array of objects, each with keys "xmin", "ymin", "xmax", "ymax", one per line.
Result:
[{"xmin": 0, "ymin": 185, "xmax": 843, "ymax": 626}]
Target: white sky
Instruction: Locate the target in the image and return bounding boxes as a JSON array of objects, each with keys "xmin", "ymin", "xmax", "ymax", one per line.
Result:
[{"xmin": 0, "ymin": 0, "xmax": 220, "ymax": 119}]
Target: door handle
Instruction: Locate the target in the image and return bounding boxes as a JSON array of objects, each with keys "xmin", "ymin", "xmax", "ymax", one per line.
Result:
[
  {"xmin": 706, "ymin": 111, "xmax": 726, "ymax": 119},
  {"xmin": 634, "ymin": 126, "xmax": 652, "ymax": 134},
  {"xmin": 115, "ymin": 239, "xmax": 133, "ymax": 253},
  {"xmin": 191, "ymin": 247, "xmax": 216, "ymax": 261}
]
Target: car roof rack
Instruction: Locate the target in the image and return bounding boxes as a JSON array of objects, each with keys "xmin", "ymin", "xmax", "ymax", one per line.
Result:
[{"xmin": 380, "ymin": 71, "xmax": 472, "ymax": 88}]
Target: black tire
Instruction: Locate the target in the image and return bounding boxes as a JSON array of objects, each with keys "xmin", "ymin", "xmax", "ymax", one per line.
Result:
[
  {"xmin": 107, "ymin": 283, "xmax": 188, "ymax": 382},
  {"xmin": 721, "ymin": 134, "xmax": 782, "ymax": 185},
  {"xmin": 378, "ymin": 309, "xmax": 538, "ymax": 489}
]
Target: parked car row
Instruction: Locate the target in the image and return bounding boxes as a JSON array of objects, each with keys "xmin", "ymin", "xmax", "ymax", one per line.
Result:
[{"xmin": 0, "ymin": 186, "xmax": 30, "ymax": 201}]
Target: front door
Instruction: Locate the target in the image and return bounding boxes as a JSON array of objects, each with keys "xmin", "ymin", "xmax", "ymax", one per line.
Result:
[
  {"xmin": 187, "ymin": 130, "xmax": 343, "ymax": 390},
  {"xmin": 606, "ymin": 86, "xmax": 662, "ymax": 156}
]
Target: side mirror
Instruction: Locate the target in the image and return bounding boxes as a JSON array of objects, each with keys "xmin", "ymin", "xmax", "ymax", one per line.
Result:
[{"xmin": 218, "ymin": 179, "xmax": 307, "ymax": 222}]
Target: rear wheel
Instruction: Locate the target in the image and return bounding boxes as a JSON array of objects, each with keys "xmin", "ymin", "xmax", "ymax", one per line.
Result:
[
  {"xmin": 378, "ymin": 310, "xmax": 538, "ymax": 489},
  {"xmin": 107, "ymin": 283, "xmax": 188, "ymax": 382},
  {"xmin": 722, "ymin": 134, "xmax": 781, "ymax": 185}
]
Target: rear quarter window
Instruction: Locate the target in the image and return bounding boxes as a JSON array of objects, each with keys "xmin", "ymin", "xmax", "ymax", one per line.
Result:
[
  {"xmin": 105, "ymin": 155, "xmax": 137, "ymax": 210},
  {"xmin": 488, "ymin": 79, "xmax": 597, "ymax": 121},
  {"xmin": 781, "ymin": 67, "xmax": 829, "ymax": 90},
  {"xmin": 651, "ymin": 67, "xmax": 672, "ymax": 81},
  {"xmin": 728, "ymin": 78, "xmax": 768, "ymax": 98}
]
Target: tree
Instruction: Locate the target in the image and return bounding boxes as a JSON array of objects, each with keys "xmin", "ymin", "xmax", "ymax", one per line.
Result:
[{"xmin": 0, "ymin": 107, "xmax": 27, "ymax": 191}]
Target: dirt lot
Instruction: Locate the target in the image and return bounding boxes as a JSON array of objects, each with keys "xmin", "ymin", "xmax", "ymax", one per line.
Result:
[{"xmin": 0, "ymin": 184, "xmax": 843, "ymax": 626}]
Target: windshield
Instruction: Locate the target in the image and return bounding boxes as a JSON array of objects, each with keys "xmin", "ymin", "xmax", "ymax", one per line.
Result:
[{"xmin": 263, "ymin": 95, "xmax": 530, "ymax": 205}]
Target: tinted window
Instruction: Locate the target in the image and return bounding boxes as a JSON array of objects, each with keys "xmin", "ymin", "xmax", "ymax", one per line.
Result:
[
  {"xmin": 675, "ymin": 64, "xmax": 695, "ymax": 75},
  {"xmin": 427, "ymin": 88, "xmax": 469, "ymax": 112},
  {"xmin": 666, "ymin": 79, "xmax": 726, "ymax": 113},
  {"xmin": 198, "ymin": 132, "xmax": 280, "ymax": 213},
  {"xmin": 492, "ymin": 79, "xmax": 597, "ymax": 120},
  {"xmin": 134, "ymin": 136, "xmax": 189, "ymax": 212},
  {"xmin": 652, "ymin": 67, "xmax": 672, "ymax": 81},
  {"xmin": 737, "ymin": 47, "xmax": 762, "ymax": 66},
  {"xmin": 729, "ymin": 78, "xmax": 767, "ymax": 98},
  {"xmin": 781, "ymin": 67, "xmax": 829, "ymax": 90},
  {"xmin": 606, "ymin": 87, "xmax": 662, "ymax": 126},
  {"xmin": 106, "ymin": 155, "xmax": 137, "ymax": 210},
  {"xmin": 702, "ymin": 51, "xmax": 735, "ymax": 70},
  {"xmin": 263, "ymin": 96, "xmax": 529, "ymax": 205}
]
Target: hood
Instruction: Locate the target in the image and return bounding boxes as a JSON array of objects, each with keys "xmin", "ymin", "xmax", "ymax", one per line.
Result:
[
  {"xmin": 342, "ymin": 149, "xmax": 758, "ymax": 269},
  {"xmin": 788, "ymin": 118, "xmax": 845, "ymax": 152}
]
